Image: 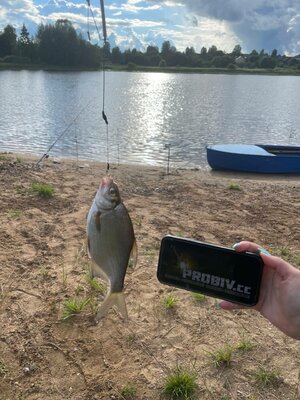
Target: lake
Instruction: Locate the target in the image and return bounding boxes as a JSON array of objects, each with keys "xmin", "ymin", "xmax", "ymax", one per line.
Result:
[{"xmin": 0, "ymin": 70, "xmax": 300, "ymax": 169}]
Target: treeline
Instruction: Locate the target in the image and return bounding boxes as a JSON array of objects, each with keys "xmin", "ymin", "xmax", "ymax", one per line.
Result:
[
  {"xmin": 1, "ymin": 20, "xmax": 300, "ymax": 70},
  {"xmin": 0, "ymin": 20, "xmax": 103, "ymax": 67}
]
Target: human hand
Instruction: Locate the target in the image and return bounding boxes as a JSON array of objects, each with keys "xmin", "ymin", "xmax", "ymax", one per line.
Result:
[{"xmin": 220, "ymin": 241, "xmax": 300, "ymax": 340}]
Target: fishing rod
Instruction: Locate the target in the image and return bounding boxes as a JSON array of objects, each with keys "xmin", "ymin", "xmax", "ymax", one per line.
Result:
[
  {"xmin": 36, "ymin": 97, "xmax": 95, "ymax": 166},
  {"xmin": 99, "ymin": 0, "xmax": 110, "ymax": 173},
  {"xmin": 86, "ymin": 0, "xmax": 110, "ymax": 173}
]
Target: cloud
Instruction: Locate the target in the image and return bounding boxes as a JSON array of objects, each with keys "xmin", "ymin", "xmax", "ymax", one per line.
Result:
[
  {"xmin": 149, "ymin": 0, "xmax": 300, "ymax": 54},
  {"xmin": 107, "ymin": 2, "xmax": 162, "ymax": 14},
  {"xmin": 0, "ymin": 0, "xmax": 41, "ymax": 31}
]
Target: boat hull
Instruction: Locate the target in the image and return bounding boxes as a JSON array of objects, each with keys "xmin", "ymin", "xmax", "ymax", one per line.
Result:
[{"xmin": 206, "ymin": 144, "xmax": 300, "ymax": 174}]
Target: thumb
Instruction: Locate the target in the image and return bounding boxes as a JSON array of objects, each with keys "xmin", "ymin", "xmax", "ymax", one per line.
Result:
[
  {"xmin": 219, "ymin": 300, "xmax": 247, "ymax": 310},
  {"xmin": 259, "ymin": 252, "xmax": 295, "ymax": 280}
]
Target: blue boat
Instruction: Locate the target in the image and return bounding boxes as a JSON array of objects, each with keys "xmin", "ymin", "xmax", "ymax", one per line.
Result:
[{"xmin": 206, "ymin": 144, "xmax": 300, "ymax": 174}]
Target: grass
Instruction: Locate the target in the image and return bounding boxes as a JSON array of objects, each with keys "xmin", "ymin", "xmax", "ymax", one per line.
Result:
[
  {"xmin": 237, "ymin": 338, "xmax": 256, "ymax": 352},
  {"xmin": 61, "ymin": 265, "xmax": 67, "ymax": 288},
  {"xmin": 31, "ymin": 182, "xmax": 55, "ymax": 198},
  {"xmin": 86, "ymin": 275, "xmax": 105, "ymax": 294},
  {"xmin": 162, "ymin": 294, "xmax": 178, "ymax": 310},
  {"xmin": 191, "ymin": 293, "xmax": 206, "ymax": 302},
  {"xmin": 0, "ymin": 155, "xmax": 9, "ymax": 161},
  {"xmin": 120, "ymin": 382, "xmax": 137, "ymax": 399},
  {"xmin": 7, "ymin": 209, "xmax": 23, "ymax": 218},
  {"xmin": 143, "ymin": 247, "xmax": 156, "ymax": 257},
  {"xmin": 62, "ymin": 297, "xmax": 91, "ymax": 320},
  {"xmin": 209, "ymin": 345, "xmax": 234, "ymax": 367},
  {"xmin": 255, "ymin": 368, "xmax": 281, "ymax": 386},
  {"xmin": 132, "ymin": 216, "xmax": 143, "ymax": 227},
  {"xmin": 0, "ymin": 359, "xmax": 7, "ymax": 376},
  {"xmin": 163, "ymin": 367, "xmax": 198, "ymax": 399},
  {"xmin": 228, "ymin": 182, "xmax": 241, "ymax": 191}
]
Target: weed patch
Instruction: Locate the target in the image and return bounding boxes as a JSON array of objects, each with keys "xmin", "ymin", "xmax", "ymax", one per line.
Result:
[
  {"xmin": 62, "ymin": 297, "xmax": 90, "ymax": 320},
  {"xmin": 162, "ymin": 294, "xmax": 177, "ymax": 310},
  {"xmin": 163, "ymin": 367, "xmax": 198, "ymax": 399},
  {"xmin": 31, "ymin": 182, "xmax": 54, "ymax": 198},
  {"xmin": 255, "ymin": 368, "xmax": 281, "ymax": 386},
  {"xmin": 209, "ymin": 345, "xmax": 234, "ymax": 367}
]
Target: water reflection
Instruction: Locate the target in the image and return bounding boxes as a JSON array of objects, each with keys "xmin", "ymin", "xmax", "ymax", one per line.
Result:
[{"xmin": 0, "ymin": 71, "xmax": 299, "ymax": 168}]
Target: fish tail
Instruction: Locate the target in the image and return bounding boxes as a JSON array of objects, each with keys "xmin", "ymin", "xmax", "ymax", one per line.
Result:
[{"xmin": 95, "ymin": 292, "xmax": 128, "ymax": 322}]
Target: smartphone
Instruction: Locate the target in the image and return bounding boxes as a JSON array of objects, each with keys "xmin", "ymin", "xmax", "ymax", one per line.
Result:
[{"xmin": 157, "ymin": 235, "xmax": 264, "ymax": 306}]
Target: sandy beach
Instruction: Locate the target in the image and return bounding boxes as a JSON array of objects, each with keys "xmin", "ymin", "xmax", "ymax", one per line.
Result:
[{"xmin": 0, "ymin": 153, "xmax": 299, "ymax": 400}]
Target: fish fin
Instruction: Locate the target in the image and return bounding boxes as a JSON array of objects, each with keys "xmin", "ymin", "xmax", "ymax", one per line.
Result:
[
  {"xmin": 87, "ymin": 237, "xmax": 91, "ymax": 259},
  {"xmin": 95, "ymin": 292, "xmax": 128, "ymax": 322},
  {"xmin": 129, "ymin": 239, "xmax": 138, "ymax": 269},
  {"xmin": 94, "ymin": 211, "xmax": 101, "ymax": 232}
]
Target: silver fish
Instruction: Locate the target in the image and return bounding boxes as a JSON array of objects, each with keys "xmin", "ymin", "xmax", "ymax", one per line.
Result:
[{"xmin": 87, "ymin": 176, "xmax": 137, "ymax": 321}]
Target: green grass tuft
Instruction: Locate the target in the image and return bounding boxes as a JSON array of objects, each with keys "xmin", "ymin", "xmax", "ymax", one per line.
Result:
[
  {"xmin": 228, "ymin": 182, "xmax": 241, "ymax": 191},
  {"xmin": 163, "ymin": 367, "xmax": 198, "ymax": 399},
  {"xmin": 162, "ymin": 294, "xmax": 178, "ymax": 310},
  {"xmin": 237, "ymin": 338, "xmax": 256, "ymax": 352},
  {"xmin": 255, "ymin": 368, "xmax": 280, "ymax": 386},
  {"xmin": 120, "ymin": 382, "xmax": 137, "ymax": 399},
  {"xmin": 31, "ymin": 182, "xmax": 55, "ymax": 198},
  {"xmin": 86, "ymin": 275, "xmax": 105, "ymax": 294},
  {"xmin": 0, "ymin": 360, "xmax": 7, "ymax": 376},
  {"xmin": 209, "ymin": 345, "xmax": 234, "ymax": 367},
  {"xmin": 62, "ymin": 297, "xmax": 90, "ymax": 320},
  {"xmin": 191, "ymin": 293, "xmax": 206, "ymax": 302},
  {"xmin": 7, "ymin": 209, "xmax": 23, "ymax": 218}
]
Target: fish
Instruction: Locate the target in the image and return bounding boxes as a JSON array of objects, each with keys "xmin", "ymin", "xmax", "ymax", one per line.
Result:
[{"xmin": 87, "ymin": 176, "xmax": 137, "ymax": 321}]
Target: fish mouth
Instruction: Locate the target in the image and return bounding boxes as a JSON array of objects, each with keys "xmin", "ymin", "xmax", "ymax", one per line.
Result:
[{"xmin": 100, "ymin": 176, "xmax": 113, "ymax": 187}]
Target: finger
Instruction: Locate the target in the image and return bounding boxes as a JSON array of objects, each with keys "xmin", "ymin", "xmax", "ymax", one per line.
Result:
[
  {"xmin": 259, "ymin": 252, "xmax": 295, "ymax": 280},
  {"xmin": 233, "ymin": 241, "xmax": 265, "ymax": 254},
  {"xmin": 219, "ymin": 300, "xmax": 247, "ymax": 310}
]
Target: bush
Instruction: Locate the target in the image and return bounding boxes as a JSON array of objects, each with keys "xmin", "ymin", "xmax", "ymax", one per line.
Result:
[
  {"xmin": 260, "ymin": 56, "xmax": 276, "ymax": 69},
  {"xmin": 127, "ymin": 62, "xmax": 137, "ymax": 70},
  {"xmin": 227, "ymin": 63, "xmax": 237, "ymax": 70},
  {"xmin": 2, "ymin": 55, "xmax": 31, "ymax": 64}
]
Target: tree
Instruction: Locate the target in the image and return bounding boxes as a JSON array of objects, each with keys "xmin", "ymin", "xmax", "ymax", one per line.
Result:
[
  {"xmin": 0, "ymin": 24, "xmax": 17, "ymax": 57},
  {"xmin": 18, "ymin": 24, "xmax": 35, "ymax": 60},
  {"xmin": 232, "ymin": 44, "xmax": 242, "ymax": 56},
  {"xmin": 36, "ymin": 19, "xmax": 99, "ymax": 67},
  {"xmin": 160, "ymin": 40, "xmax": 177, "ymax": 66},
  {"xmin": 207, "ymin": 45, "xmax": 218, "ymax": 58},
  {"xmin": 271, "ymin": 49, "xmax": 278, "ymax": 58},
  {"xmin": 260, "ymin": 56, "xmax": 276, "ymax": 69},
  {"xmin": 37, "ymin": 20, "xmax": 79, "ymax": 65},
  {"xmin": 200, "ymin": 46, "xmax": 207, "ymax": 57},
  {"xmin": 145, "ymin": 45, "xmax": 161, "ymax": 66},
  {"xmin": 185, "ymin": 46, "xmax": 199, "ymax": 67},
  {"xmin": 212, "ymin": 55, "xmax": 232, "ymax": 68},
  {"xmin": 111, "ymin": 46, "xmax": 122, "ymax": 64}
]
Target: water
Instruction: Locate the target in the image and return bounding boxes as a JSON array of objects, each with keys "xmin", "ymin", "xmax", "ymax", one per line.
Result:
[{"xmin": 0, "ymin": 70, "xmax": 300, "ymax": 169}]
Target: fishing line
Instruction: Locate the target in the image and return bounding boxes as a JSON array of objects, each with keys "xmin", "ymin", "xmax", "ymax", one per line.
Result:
[
  {"xmin": 36, "ymin": 97, "xmax": 95, "ymax": 166},
  {"xmin": 86, "ymin": 0, "xmax": 102, "ymax": 44}
]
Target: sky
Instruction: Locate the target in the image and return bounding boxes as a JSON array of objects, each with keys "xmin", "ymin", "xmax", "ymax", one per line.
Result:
[{"xmin": 0, "ymin": 0, "xmax": 300, "ymax": 55}]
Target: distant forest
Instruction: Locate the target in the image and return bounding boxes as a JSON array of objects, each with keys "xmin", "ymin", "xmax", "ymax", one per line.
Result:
[{"xmin": 1, "ymin": 19, "xmax": 300, "ymax": 70}]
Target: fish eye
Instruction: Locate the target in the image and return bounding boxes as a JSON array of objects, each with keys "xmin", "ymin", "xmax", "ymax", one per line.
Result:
[{"xmin": 109, "ymin": 187, "xmax": 116, "ymax": 195}]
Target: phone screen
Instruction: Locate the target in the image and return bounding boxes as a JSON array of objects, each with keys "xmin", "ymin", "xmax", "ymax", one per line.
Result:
[{"xmin": 157, "ymin": 236, "xmax": 263, "ymax": 306}]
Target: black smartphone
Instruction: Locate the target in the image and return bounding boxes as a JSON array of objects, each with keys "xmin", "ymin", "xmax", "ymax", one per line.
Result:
[{"xmin": 157, "ymin": 235, "xmax": 264, "ymax": 306}]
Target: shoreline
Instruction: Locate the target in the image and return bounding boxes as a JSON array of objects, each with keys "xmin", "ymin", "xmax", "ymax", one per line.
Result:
[
  {"xmin": 1, "ymin": 63, "xmax": 300, "ymax": 76},
  {"xmin": 2, "ymin": 150, "xmax": 299, "ymax": 185}
]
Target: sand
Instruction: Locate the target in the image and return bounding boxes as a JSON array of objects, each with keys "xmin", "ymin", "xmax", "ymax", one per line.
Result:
[{"xmin": 0, "ymin": 153, "xmax": 299, "ymax": 400}]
